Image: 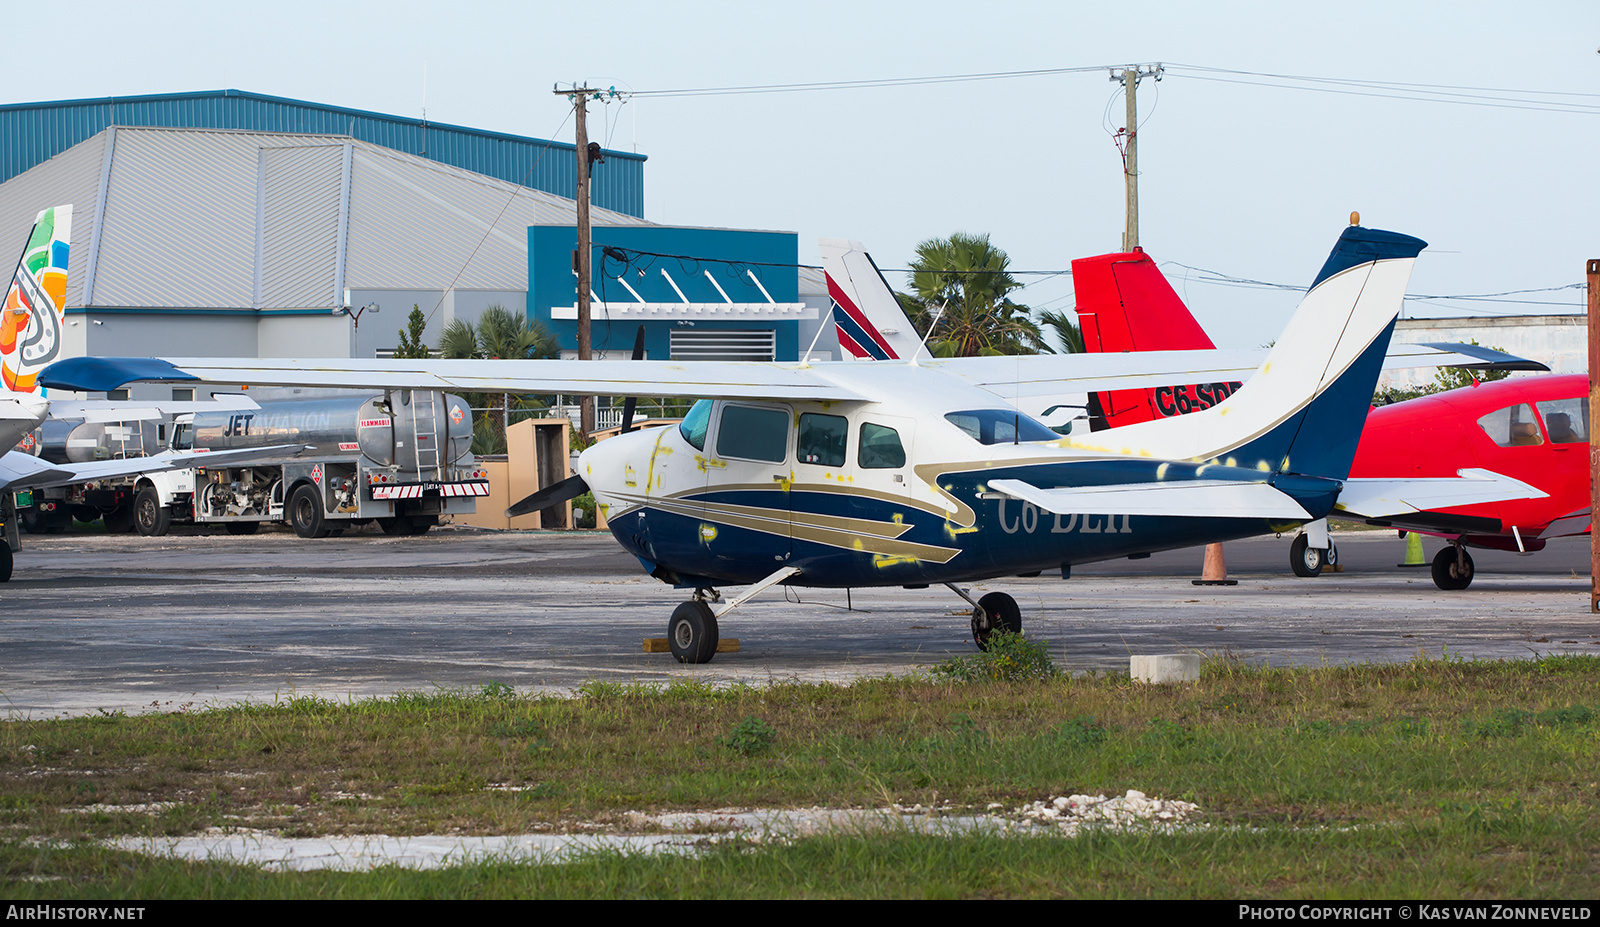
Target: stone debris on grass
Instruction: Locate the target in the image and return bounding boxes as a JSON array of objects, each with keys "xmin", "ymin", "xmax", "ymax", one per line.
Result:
[
  {"xmin": 105, "ymin": 789, "xmax": 1201, "ymax": 871},
  {"xmin": 1013, "ymin": 790, "xmax": 1201, "ymax": 831}
]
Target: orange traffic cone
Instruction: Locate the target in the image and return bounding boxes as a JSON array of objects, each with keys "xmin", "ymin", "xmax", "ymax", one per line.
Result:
[{"xmin": 1193, "ymin": 542, "xmax": 1238, "ymax": 586}]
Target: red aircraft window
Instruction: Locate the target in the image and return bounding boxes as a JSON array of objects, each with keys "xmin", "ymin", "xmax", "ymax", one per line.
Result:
[
  {"xmin": 1476, "ymin": 403, "xmax": 1544, "ymax": 448},
  {"xmin": 1535, "ymin": 398, "xmax": 1589, "ymax": 444}
]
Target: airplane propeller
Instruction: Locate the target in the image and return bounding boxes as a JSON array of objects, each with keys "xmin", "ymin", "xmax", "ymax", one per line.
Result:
[
  {"xmin": 506, "ymin": 473, "xmax": 589, "ymax": 518},
  {"xmin": 505, "ymin": 327, "xmax": 644, "ymax": 518},
  {"xmin": 619, "ymin": 325, "xmax": 646, "ymax": 434}
]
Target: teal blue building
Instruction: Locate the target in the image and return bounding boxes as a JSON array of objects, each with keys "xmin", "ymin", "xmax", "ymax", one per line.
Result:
[{"xmin": 529, "ymin": 226, "xmax": 817, "ymax": 362}]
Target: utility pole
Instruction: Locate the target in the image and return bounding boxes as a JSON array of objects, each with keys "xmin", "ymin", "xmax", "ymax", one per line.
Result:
[
  {"xmin": 555, "ymin": 84, "xmax": 601, "ymax": 437},
  {"xmin": 1588, "ymin": 258, "xmax": 1599, "ymax": 611},
  {"xmin": 1109, "ymin": 64, "xmax": 1162, "ymax": 252}
]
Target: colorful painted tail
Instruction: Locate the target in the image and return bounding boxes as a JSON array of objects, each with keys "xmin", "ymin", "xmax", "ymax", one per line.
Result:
[
  {"xmin": 2, "ymin": 205, "xmax": 72, "ymax": 393},
  {"xmin": 1071, "ymin": 249, "xmax": 1240, "ymax": 430},
  {"xmin": 817, "ymin": 239, "xmax": 923, "ymax": 361},
  {"xmin": 1071, "ymin": 226, "xmax": 1426, "ymax": 480}
]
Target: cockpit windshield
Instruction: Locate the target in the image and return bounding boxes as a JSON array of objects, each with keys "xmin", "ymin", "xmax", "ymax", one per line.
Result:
[{"xmin": 944, "ymin": 409, "xmax": 1059, "ymax": 445}]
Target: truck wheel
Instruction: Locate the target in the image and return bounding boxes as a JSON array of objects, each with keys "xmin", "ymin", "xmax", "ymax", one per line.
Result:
[
  {"xmin": 289, "ymin": 484, "xmax": 329, "ymax": 539},
  {"xmin": 102, "ymin": 505, "xmax": 135, "ymax": 534},
  {"xmin": 19, "ymin": 510, "xmax": 41, "ymax": 534},
  {"xmin": 135, "ymin": 487, "xmax": 171, "ymax": 537},
  {"xmin": 225, "ymin": 522, "xmax": 260, "ymax": 536},
  {"xmin": 378, "ymin": 518, "xmax": 408, "ymax": 535}
]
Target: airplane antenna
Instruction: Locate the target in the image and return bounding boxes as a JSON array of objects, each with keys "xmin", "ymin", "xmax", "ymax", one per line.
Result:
[{"xmin": 913, "ymin": 301, "xmax": 948, "ymax": 366}]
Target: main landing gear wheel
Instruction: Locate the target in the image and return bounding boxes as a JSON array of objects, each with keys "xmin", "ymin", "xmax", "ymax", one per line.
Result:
[
  {"xmin": 135, "ymin": 486, "xmax": 171, "ymax": 537},
  {"xmin": 1290, "ymin": 533, "xmax": 1324, "ymax": 577},
  {"xmin": 1431, "ymin": 545, "xmax": 1475, "ymax": 591},
  {"xmin": 289, "ymin": 484, "xmax": 330, "ymax": 539},
  {"xmin": 971, "ymin": 591, "xmax": 1022, "ymax": 651},
  {"xmin": 668, "ymin": 600, "xmax": 720, "ymax": 664},
  {"xmin": 0, "ymin": 543, "xmax": 12, "ymax": 582}
]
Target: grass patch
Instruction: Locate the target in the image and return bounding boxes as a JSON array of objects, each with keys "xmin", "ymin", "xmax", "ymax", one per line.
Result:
[{"xmin": 2, "ymin": 656, "xmax": 1600, "ymax": 896}]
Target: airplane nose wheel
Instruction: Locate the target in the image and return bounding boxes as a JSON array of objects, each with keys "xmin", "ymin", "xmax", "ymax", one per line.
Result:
[
  {"xmin": 668, "ymin": 600, "xmax": 720, "ymax": 664},
  {"xmin": 1431, "ymin": 545, "xmax": 1475, "ymax": 591},
  {"xmin": 971, "ymin": 592, "xmax": 1022, "ymax": 651}
]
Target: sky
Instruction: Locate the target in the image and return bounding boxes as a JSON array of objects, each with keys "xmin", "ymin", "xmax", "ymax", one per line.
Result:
[{"xmin": 6, "ymin": 0, "xmax": 1597, "ymax": 348}]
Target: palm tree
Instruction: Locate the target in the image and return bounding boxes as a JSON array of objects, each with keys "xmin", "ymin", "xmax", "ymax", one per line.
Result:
[
  {"xmin": 1037, "ymin": 308, "xmax": 1084, "ymax": 354},
  {"xmin": 439, "ymin": 305, "xmax": 559, "ymax": 453},
  {"xmin": 901, "ymin": 232, "xmax": 1043, "ymax": 357}
]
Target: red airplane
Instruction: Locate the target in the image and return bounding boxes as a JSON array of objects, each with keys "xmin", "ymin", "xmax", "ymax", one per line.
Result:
[{"xmin": 1072, "ymin": 248, "xmax": 1574, "ymax": 591}]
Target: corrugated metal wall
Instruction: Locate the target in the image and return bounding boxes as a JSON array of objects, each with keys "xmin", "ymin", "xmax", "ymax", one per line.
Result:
[{"xmin": 0, "ymin": 90, "xmax": 646, "ymax": 217}]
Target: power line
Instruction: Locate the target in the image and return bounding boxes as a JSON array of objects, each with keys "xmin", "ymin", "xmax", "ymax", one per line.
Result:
[
  {"xmin": 631, "ymin": 65, "xmax": 1108, "ymax": 98},
  {"xmin": 626, "ymin": 62, "xmax": 1600, "ymax": 115}
]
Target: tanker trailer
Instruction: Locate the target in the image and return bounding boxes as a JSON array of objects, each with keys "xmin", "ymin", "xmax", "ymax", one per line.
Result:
[
  {"xmin": 15, "ymin": 417, "xmax": 163, "ymax": 532},
  {"xmin": 134, "ymin": 390, "xmax": 488, "ymax": 537}
]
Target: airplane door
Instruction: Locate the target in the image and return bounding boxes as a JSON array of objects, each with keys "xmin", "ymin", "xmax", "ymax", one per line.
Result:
[
  {"xmin": 847, "ymin": 412, "xmax": 919, "ymax": 530},
  {"xmin": 700, "ymin": 401, "xmax": 795, "ymax": 572}
]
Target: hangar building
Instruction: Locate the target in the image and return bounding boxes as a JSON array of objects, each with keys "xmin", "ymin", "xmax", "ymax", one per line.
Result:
[{"xmin": 0, "ymin": 91, "xmax": 830, "ymax": 402}]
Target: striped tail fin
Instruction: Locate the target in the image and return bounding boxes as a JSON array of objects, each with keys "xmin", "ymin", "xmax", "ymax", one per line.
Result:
[{"xmin": 818, "ymin": 238, "xmax": 922, "ymax": 361}]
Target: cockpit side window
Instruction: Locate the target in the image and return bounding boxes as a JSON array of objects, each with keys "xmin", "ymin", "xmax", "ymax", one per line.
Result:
[
  {"xmin": 679, "ymin": 399, "xmax": 712, "ymax": 451},
  {"xmin": 1476, "ymin": 403, "xmax": 1544, "ymax": 447},
  {"xmin": 798, "ymin": 413, "xmax": 847, "ymax": 467},
  {"xmin": 858, "ymin": 422, "xmax": 906, "ymax": 469},
  {"xmin": 944, "ymin": 409, "xmax": 1059, "ymax": 445},
  {"xmin": 171, "ymin": 423, "xmax": 193, "ymax": 451},
  {"xmin": 1536, "ymin": 398, "xmax": 1588, "ymax": 444},
  {"xmin": 716, "ymin": 404, "xmax": 789, "ymax": 462}
]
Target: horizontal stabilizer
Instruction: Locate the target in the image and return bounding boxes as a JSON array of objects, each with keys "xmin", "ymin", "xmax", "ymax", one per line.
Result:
[
  {"xmin": 986, "ymin": 478, "xmax": 1312, "ymax": 520},
  {"xmin": 1382, "ymin": 342, "xmax": 1549, "ymax": 373},
  {"xmin": 1334, "ymin": 468, "xmax": 1547, "ymax": 519}
]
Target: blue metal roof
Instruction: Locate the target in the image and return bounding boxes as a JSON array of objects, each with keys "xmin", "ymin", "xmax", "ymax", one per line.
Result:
[{"xmin": 0, "ymin": 89, "xmax": 646, "ymax": 217}]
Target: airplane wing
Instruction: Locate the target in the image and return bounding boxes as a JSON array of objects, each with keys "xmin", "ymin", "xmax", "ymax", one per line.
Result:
[
  {"xmin": 40, "ymin": 357, "xmax": 875, "ymax": 402},
  {"xmin": 41, "ymin": 352, "xmax": 1324, "ymax": 402},
  {"xmin": 986, "ymin": 478, "xmax": 1313, "ymax": 520},
  {"xmin": 1333, "ymin": 468, "xmax": 1547, "ymax": 520},
  {"xmin": 0, "ymin": 444, "xmax": 309, "ymax": 491},
  {"xmin": 46, "ymin": 394, "xmax": 261, "ymax": 422},
  {"xmin": 916, "ymin": 343, "xmax": 1545, "ymax": 402}
]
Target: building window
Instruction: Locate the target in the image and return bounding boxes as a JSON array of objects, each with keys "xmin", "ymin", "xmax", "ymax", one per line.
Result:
[
  {"xmin": 172, "ymin": 388, "xmax": 194, "ymax": 401},
  {"xmin": 670, "ymin": 330, "xmax": 776, "ymax": 362}
]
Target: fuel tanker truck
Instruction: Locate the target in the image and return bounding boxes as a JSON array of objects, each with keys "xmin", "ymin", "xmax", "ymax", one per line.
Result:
[
  {"xmin": 130, "ymin": 390, "xmax": 489, "ymax": 537},
  {"xmin": 14, "ymin": 417, "xmax": 163, "ymax": 532}
]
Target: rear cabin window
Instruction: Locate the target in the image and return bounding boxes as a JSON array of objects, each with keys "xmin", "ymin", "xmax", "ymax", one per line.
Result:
[
  {"xmin": 1536, "ymin": 398, "xmax": 1588, "ymax": 444},
  {"xmin": 679, "ymin": 399, "xmax": 712, "ymax": 451},
  {"xmin": 798, "ymin": 413, "xmax": 848, "ymax": 467},
  {"xmin": 1477, "ymin": 403, "xmax": 1543, "ymax": 447},
  {"xmin": 716, "ymin": 405, "xmax": 789, "ymax": 462},
  {"xmin": 858, "ymin": 422, "xmax": 906, "ymax": 469},
  {"xmin": 944, "ymin": 409, "xmax": 1059, "ymax": 445}
]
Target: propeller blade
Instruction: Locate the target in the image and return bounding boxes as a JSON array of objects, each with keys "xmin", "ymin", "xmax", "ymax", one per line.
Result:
[
  {"xmin": 621, "ymin": 325, "xmax": 646, "ymax": 434},
  {"xmin": 506, "ymin": 474, "xmax": 589, "ymax": 518}
]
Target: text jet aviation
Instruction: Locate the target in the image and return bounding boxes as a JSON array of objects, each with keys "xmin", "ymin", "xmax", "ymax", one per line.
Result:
[
  {"xmin": 43, "ymin": 225, "xmax": 1542, "ymax": 661},
  {"xmin": 0, "ymin": 205, "xmax": 303, "ymax": 580}
]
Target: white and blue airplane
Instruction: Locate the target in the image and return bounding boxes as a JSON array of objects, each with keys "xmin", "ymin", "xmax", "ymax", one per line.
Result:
[{"xmin": 41, "ymin": 224, "xmax": 1542, "ymax": 662}]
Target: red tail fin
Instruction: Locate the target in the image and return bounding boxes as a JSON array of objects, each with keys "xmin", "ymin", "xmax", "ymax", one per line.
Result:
[{"xmin": 1071, "ymin": 249, "xmax": 1241, "ymax": 430}]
